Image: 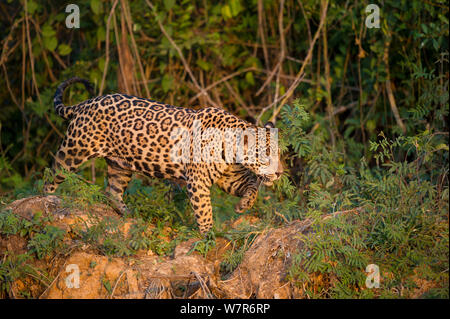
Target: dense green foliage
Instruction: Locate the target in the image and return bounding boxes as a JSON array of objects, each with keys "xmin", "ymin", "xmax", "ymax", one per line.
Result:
[{"xmin": 0, "ymin": 0, "xmax": 448, "ymax": 298}]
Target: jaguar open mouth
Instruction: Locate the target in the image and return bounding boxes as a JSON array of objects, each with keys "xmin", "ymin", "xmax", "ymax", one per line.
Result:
[
  {"xmin": 260, "ymin": 174, "xmax": 279, "ymax": 186},
  {"xmin": 263, "ymin": 180, "xmax": 274, "ymax": 186}
]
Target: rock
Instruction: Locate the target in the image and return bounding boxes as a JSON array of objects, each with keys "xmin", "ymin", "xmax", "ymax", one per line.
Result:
[
  {"xmin": 43, "ymin": 251, "xmax": 140, "ymax": 299},
  {"xmin": 218, "ymin": 220, "xmax": 312, "ymax": 298},
  {"xmin": 6, "ymin": 195, "xmax": 62, "ymax": 220},
  {"xmin": 172, "ymin": 238, "xmax": 197, "ymax": 258}
]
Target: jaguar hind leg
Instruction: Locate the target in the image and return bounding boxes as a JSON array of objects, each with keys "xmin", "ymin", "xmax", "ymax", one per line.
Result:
[
  {"xmin": 105, "ymin": 158, "xmax": 132, "ymax": 215},
  {"xmin": 43, "ymin": 137, "xmax": 96, "ymax": 193}
]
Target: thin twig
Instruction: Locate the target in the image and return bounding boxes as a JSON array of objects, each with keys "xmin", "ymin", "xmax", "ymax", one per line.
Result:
[
  {"xmin": 121, "ymin": 0, "xmax": 150, "ymax": 97},
  {"xmin": 99, "ymin": 0, "xmax": 119, "ymax": 95},
  {"xmin": 110, "ymin": 269, "xmax": 127, "ymax": 299},
  {"xmin": 24, "ymin": 0, "xmax": 40, "ymax": 104},
  {"xmin": 257, "ymin": 0, "xmax": 269, "ymax": 68},
  {"xmin": 145, "ymin": 0, "xmax": 219, "ymax": 108},
  {"xmin": 0, "ymin": 17, "xmax": 23, "ymax": 68},
  {"xmin": 113, "ymin": 10, "xmax": 130, "ymax": 94},
  {"xmin": 2, "ymin": 64, "xmax": 21, "ymax": 109},
  {"xmin": 255, "ymin": 59, "xmax": 282, "ymax": 98},
  {"xmin": 321, "ymin": 207, "xmax": 363, "ymax": 221},
  {"xmin": 322, "ymin": 16, "xmax": 336, "ymax": 146},
  {"xmin": 224, "ymin": 81, "xmax": 255, "ymax": 117},
  {"xmin": 188, "ymin": 67, "xmax": 256, "ymax": 104},
  {"xmin": 258, "ymin": 0, "xmax": 329, "ymax": 124},
  {"xmin": 273, "ymin": 0, "xmax": 286, "ymax": 106},
  {"xmin": 191, "ymin": 271, "xmax": 212, "ymax": 299},
  {"xmin": 383, "ymin": 31, "xmax": 406, "ymax": 134}
]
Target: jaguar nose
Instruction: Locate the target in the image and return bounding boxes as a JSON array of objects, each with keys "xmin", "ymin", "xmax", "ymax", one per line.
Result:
[{"xmin": 274, "ymin": 159, "xmax": 284, "ymax": 179}]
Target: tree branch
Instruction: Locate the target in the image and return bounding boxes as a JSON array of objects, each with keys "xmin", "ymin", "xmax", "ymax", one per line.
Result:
[{"xmin": 145, "ymin": 0, "xmax": 219, "ymax": 108}]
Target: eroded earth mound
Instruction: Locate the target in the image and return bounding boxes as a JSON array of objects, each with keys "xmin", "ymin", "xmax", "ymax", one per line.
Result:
[{"xmin": 1, "ymin": 195, "xmax": 334, "ymax": 299}]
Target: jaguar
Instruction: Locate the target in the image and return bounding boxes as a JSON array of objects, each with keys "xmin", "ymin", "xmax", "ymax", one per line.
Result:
[{"xmin": 44, "ymin": 77, "xmax": 283, "ymax": 234}]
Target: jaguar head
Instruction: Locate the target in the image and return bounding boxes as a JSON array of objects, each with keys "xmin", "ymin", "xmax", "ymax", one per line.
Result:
[{"xmin": 242, "ymin": 121, "xmax": 284, "ymax": 186}]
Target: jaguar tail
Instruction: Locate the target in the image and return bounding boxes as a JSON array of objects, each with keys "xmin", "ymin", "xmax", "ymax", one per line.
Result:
[{"xmin": 54, "ymin": 77, "xmax": 94, "ymax": 120}]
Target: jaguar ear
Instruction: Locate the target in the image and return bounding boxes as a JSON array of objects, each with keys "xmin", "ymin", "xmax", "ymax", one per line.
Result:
[{"xmin": 264, "ymin": 121, "xmax": 275, "ymax": 129}]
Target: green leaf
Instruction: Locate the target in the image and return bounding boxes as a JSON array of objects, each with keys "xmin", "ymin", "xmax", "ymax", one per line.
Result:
[
  {"xmin": 221, "ymin": 5, "xmax": 232, "ymax": 20},
  {"xmin": 41, "ymin": 24, "xmax": 56, "ymax": 38},
  {"xmin": 432, "ymin": 38, "xmax": 439, "ymax": 51},
  {"xmin": 133, "ymin": 23, "xmax": 141, "ymax": 32},
  {"xmin": 58, "ymin": 44, "xmax": 72, "ymax": 56},
  {"xmin": 196, "ymin": 59, "xmax": 211, "ymax": 72},
  {"xmin": 27, "ymin": 0, "xmax": 38, "ymax": 14},
  {"xmin": 90, "ymin": 0, "xmax": 102, "ymax": 15},
  {"xmin": 98, "ymin": 56, "xmax": 106, "ymax": 72},
  {"xmin": 245, "ymin": 71, "xmax": 255, "ymax": 86},
  {"xmin": 435, "ymin": 143, "xmax": 449, "ymax": 152},
  {"xmin": 96, "ymin": 26, "xmax": 106, "ymax": 42},
  {"xmin": 164, "ymin": 0, "xmax": 175, "ymax": 11},
  {"xmin": 229, "ymin": 0, "xmax": 242, "ymax": 16},
  {"xmin": 44, "ymin": 36, "xmax": 58, "ymax": 51},
  {"xmin": 89, "ymin": 69, "xmax": 102, "ymax": 86},
  {"xmin": 102, "ymin": 279, "xmax": 112, "ymax": 294},
  {"xmin": 161, "ymin": 74, "xmax": 173, "ymax": 93}
]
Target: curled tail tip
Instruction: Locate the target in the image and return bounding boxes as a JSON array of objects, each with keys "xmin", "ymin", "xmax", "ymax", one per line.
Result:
[
  {"xmin": 63, "ymin": 77, "xmax": 95, "ymax": 94},
  {"xmin": 56, "ymin": 76, "xmax": 95, "ymax": 96},
  {"xmin": 54, "ymin": 77, "xmax": 95, "ymax": 119}
]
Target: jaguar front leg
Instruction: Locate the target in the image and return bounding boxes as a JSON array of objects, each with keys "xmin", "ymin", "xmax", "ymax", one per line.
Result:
[
  {"xmin": 105, "ymin": 158, "xmax": 132, "ymax": 215},
  {"xmin": 186, "ymin": 181, "xmax": 214, "ymax": 235},
  {"xmin": 216, "ymin": 164, "xmax": 260, "ymax": 214},
  {"xmin": 234, "ymin": 184, "xmax": 259, "ymax": 214}
]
